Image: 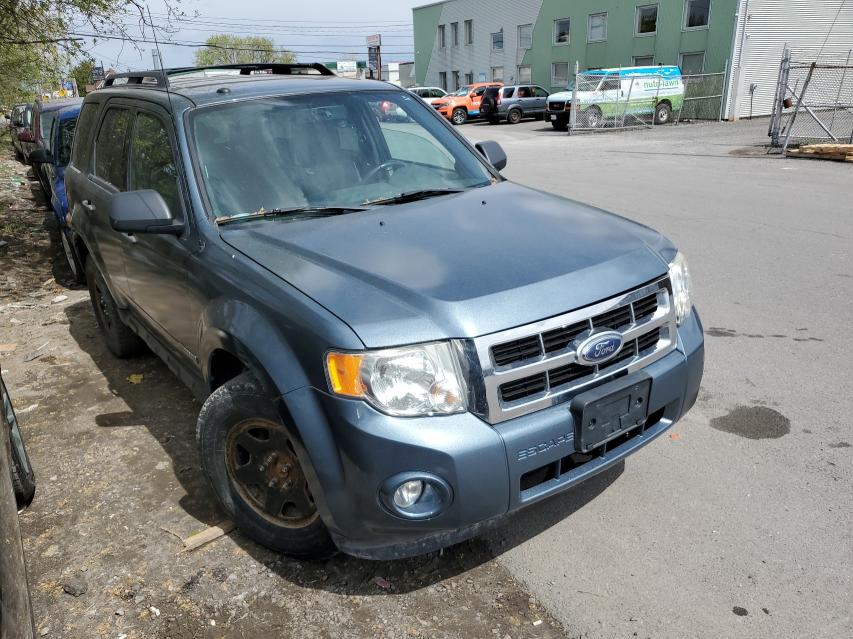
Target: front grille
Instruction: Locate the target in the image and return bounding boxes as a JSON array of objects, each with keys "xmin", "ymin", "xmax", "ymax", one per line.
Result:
[
  {"xmin": 548, "ymin": 101, "xmax": 566, "ymax": 111},
  {"xmin": 474, "ymin": 278, "xmax": 676, "ymax": 424}
]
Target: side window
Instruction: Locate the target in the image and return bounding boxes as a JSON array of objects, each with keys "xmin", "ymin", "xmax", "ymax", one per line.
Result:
[
  {"xmin": 70, "ymin": 102, "xmax": 99, "ymax": 170},
  {"xmin": 431, "ymin": 89, "xmax": 444, "ymax": 98},
  {"xmin": 473, "ymin": 86, "xmax": 487, "ymax": 97},
  {"xmin": 533, "ymin": 87, "xmax": 549, "ymax": 98},
  {"xmin": 95, "ymin": 108, "xmax": 132, "ymax": 190},
  {"xmin": 129, "ymin": 112, "xmax": 181, "ymax": 216},
  {"xmin": 368, "ymin": 98, "xmax": 455, "ymax": 171},
  {"xmin": 57, "ymin": 118, "xmax": 77, "ymax": 167},
  {"xmin": 517, "ymin": 86, "xmax": 532, "ymax": 98},
  {"xmin": 601, "ymin": 78, "xmax": 621, "ymax": 91}
]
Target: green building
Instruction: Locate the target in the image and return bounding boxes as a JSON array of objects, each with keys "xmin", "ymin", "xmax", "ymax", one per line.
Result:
[{"xmin": 412, "ymin": 0, "xmax": 853, "ymax": 119}]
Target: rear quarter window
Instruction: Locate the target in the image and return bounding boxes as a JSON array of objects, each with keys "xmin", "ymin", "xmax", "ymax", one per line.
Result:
[{"xmin": 70, "ymin": 102, "xmax": 100, "ymax": 171}]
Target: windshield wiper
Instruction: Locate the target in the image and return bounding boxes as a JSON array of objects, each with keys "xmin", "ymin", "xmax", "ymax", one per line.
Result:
[
  {"xmin": 366, "ymin": 188, "xmax": 465, "ymax": 206},
  {"xmin": 215, "ymin": 206, "xmax": 370, "ymax": 226}
]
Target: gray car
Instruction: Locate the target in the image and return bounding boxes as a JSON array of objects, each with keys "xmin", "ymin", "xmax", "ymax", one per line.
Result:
[{"xmin": 481, "ymin": 85, "xmax": 550, "ymax": 124}]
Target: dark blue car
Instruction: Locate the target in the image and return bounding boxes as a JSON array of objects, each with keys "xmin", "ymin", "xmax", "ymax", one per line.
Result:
[{"xmin": 29, "ymin": 104, "xmax": 85, "ymax": 282}]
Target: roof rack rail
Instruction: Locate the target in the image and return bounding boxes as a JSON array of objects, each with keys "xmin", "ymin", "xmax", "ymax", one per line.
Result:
[{"xmin": 103, "ymin": 63, "xmax": 335, "ymax": 90}]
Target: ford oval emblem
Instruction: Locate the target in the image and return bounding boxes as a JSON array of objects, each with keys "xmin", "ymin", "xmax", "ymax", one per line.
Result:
[{"xmin": 576, "ymin": 331, "xmax": 624, "ymax": 366}]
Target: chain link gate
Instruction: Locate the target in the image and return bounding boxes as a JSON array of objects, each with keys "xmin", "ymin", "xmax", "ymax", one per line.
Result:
[
  {"xmin": 567, "ymin": 67, "xmax": 727, "ymax": 134},
  {"xmin": 769, "ymin": 48, "xmax": 853, "ymax": 150}
]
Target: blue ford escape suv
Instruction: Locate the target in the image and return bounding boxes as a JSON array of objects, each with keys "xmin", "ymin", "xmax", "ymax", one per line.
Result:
[{"xmin": 65, "ymin": 64, "xmax": 704, "ymax": 559}]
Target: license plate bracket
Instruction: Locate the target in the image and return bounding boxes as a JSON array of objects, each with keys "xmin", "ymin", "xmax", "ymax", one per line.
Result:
[{"xmin": 571, "ymin": 374, "xmax": 652, "ymax": 453}]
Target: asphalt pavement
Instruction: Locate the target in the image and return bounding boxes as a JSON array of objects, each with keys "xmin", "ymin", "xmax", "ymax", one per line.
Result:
[{"xmin": 459, "ymin": 117, "xmax": 853, "ymax": 638}]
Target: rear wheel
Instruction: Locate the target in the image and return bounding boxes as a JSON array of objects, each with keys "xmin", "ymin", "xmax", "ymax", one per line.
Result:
[
  {"xmin": 60, "ymin": 228, "xmax": 86, "ymax": 284},
  {"xmin": 654, "ymin": 102, "xmax": 672, "ymax": 125},
  {"xmin": 197, "ymin": 373, "xmax": 335, "ymax": 559},
  {"xmin": 85, "ymin": 257, "xmax": 144, "ymax": 358},
  {"xmin": 507, "ymin": 109, "xmax": 523, "ymax": 125},
  {"xmin": 451, "ymin": 108, "xmax": 468, "ymax": 125}
]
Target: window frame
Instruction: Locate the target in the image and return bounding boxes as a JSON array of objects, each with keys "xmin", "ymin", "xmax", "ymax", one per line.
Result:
[
  {"xmin": 491, "ymin": 66, "xmax": 504, "ymax": 82},
  {"xmin": 452, "ymin": 70, "xmax": 461, "ymax": 91},
  {"xmin": 491, "ymin": 30, "xmax": 504, "ymax": 51},
  {"xmin": 464, "ymin": 72, "xmax": 474, "ymax": 85},
  {"xmin": 517, "ymin": 65, "xmax": 532, "ymax": 84},
  {"xmin": 635, "ymin": 4, "xmax": 659, "ymax": 37},
  {"xmin": 518, "ymin": 23, "xmax": 533, "ymax": 50},
  {"xmin": 633, "ymin": 55, "xmax": 655, "ymax": 67},
  {"xmin": 683, "ymin": 0, "xmax": 711, "ymax": 31},
  {"xmin": 587, "ymin": 12, "xmax": 608, "ymax": 43},
  {"xmin": 464, "ymin": 19, "xmax": 474, "ymax": 45},
  {"xmin": 128, "ymin": 107, "xmax": 186, "ymax": 219},
  {"xmin": 551, "ymin": 62, "xmax": 569, "ymax": 88},
  {"xmin": 451, "ymin": 21, "xmax": 459, "ymax": 47},
  {"xmin": 554, "ymin": 18, "xmax": 571, "ymax": 45},
  {"xmin": 438, "ymin": 24, "xmax": 446, "ymax": 48},
  {"xmin": 678, "ymin": 51, "xmax": 706, "ymax": 75}
]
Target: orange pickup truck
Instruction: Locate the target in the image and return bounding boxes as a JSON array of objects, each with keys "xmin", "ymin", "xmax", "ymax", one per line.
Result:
[{"xmin": 432, "ymin": 82, "xmax": 503, "ymax": 125}]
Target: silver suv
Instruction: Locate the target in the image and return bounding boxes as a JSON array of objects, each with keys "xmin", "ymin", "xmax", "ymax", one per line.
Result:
[{"xmin": 481, "ymin": 85, "xmax": 550, "ymax": 124}]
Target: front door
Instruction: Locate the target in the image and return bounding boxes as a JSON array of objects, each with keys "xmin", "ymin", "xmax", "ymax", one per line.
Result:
[{"xmin": 124, "ymin": 107, "xmax": 198, "ymax": 357}]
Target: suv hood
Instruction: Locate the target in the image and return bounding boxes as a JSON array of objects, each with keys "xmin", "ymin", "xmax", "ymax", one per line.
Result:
[
  {"xmin": 549, "ymin": 91, "xmax": 573, "ymax": 102},
  {"xmin": 220, "ymin": 182, "xmax": 673, "ymax": 348}
]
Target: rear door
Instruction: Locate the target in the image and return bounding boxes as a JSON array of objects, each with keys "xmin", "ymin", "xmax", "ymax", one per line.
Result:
[{"xmin": 124, "ymin": 106, "xmax": 197, "ymax": 355}]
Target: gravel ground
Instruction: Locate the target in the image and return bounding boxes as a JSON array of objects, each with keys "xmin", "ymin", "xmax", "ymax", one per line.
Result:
[{"xmin": 0, "ymin": 146, "xmax": 564, "ymax": 639}]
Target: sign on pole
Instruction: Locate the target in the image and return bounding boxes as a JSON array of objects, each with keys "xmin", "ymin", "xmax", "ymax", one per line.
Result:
[{"xmin": 367, "ymin": 34, "xmax": 382, "ymax": 80}]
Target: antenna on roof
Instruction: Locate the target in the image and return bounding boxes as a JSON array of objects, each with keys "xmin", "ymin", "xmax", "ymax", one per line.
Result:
[{"xmin": 147, "ymin": 5, "xmax": 175, "ymax": 110}]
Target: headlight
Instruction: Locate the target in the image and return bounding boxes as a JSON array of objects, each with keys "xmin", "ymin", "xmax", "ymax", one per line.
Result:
[
  {"xmin": 325, "ymin": 342, "xmax": 467, "ymax": 417},
  {"xmin": 668, "ymin": 251, "xmax": 694, "ymax": 325}
]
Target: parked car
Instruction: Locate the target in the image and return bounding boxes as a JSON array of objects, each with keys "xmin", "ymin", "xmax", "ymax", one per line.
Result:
[
  {"xmin": 32, "ymin": 97, "xmax": 84, "ymax": 185},
  {"xmin": 1, "ymin": 371, "xmax": 37, "ymax": 638},
  {"xmin": 546, "ymin": 66, "xmax": 685, "ymax": 130},
  {"xmin": 481, "ymin": 84, "xmax": 550, "ymax": 124},
  {"xmin": 29, "ymin": 104, "xmax": 86, "ymax": 282},
  {"xmin": 66, "ymin": 62, "xmax": 703, "ymax": 560},
  {"xmin": 409, "ymin": 86, "xmax": 448, "ymax": 106},
  {"xmin": 10, "ymin": 103, "xmax": 33, "ymax": 162},
  {"xmin": 432, "ymin": 81, "xmax": 503, "ymax": 125}
]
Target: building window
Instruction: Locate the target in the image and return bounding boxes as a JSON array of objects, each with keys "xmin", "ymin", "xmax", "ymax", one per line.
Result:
[
  {"xmin": 633, "ymin": 55, "xmax": 655, "ymax": 66},
  {"xmin": 554, "ymin": 18, "xmax": 571, "ymax": 45},
  {"xmin": 518, "ymin": 24, "xmax": 533, "ymax": 49},
  {"xmin": 491, "ymin": 30, "xmax": 504, "ymax": 50},
  {"xmin": 684, "ymin": 0, "xmax": 710, "ymax": 29},
  {"xmin": 551, "ymin": 62, "xmax": 569, "ymax": 87},
  {"xmin": 452, "ymin": 70, "xmax": 460, "ymax": 90},
  {"xmin": 588, "ymin": 12, "xmax": 608, "ymax": 42},
  {"xmin": 464, "ymin": 19, "xmax": 474, "ymax": 45},
  {"xmin": 491, "ymin": 66, "xmax": 504, "ymax": 82},
  {"xmin": 679, "ymin": 51, "xmax": 705, "ymax": 74},
  {"xmin": 451, "ymin": 22, "xmax": 459, "ymax": 46},
  {"xmin": 438, "ymin": 25, "xmax": 446, "ymax": 48},
  {"xmin": 636, "ymin": 5, "xmax": 658, "ymax": 35},
  {"xmin": 518, "ymin": 65, "xmax": 532, "ymax": 84},
  {"xmin": 439, "ymin": 71, "xmax": 447, "ymax": 90},
  {"xmin": 464, "ymin": 71, "xmax": 474, "ymax": 84}
]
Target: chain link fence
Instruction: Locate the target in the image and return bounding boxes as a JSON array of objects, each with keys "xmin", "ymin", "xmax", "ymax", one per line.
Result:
[
  {"xmin": 769, "ymin": 48, "xmax": 853, "ymax": 150},
  {"xmin": 566, "ymin": 69, "xmax": 726, "ymax": 134}
]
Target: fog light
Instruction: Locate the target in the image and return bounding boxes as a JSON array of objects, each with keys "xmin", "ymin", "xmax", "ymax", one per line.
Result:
[{"xmin": 393, "ymin": 480, "xmax": 424, "ymax": 508}]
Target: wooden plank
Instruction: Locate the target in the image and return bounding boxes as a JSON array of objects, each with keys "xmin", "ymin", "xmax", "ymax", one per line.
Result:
[
  {"xmin": 180, "ymin": 520, "xmax": 235, "ymax": 552},
  {"xmin": 786, "ymin": 150, "xmax": 853, "ymax": 162}
]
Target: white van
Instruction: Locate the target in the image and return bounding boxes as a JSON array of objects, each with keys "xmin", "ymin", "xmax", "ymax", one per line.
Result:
[{"xmin": 546, "ymin": 66, "xmax": 685, "ymax": 130}]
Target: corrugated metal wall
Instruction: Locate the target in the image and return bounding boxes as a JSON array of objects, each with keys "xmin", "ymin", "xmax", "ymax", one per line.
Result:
[
  {"xmin": 424, "ymin": 0, "xmax": 544, "ymax": 89},
  {"xmin": 726, "ymin": 0, "xmax": 853, "ymax": 119}
]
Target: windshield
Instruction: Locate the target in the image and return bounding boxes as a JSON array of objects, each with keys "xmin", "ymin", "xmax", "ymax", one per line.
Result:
[
  {"xmin": 190, "ymin": 90, "xmax": 494, "ymax": 218},
  {"xmin": 565, "ymin": 79, "xmax": 576, "ymax": 92},
  {"xmin": 450, "ymin": 86, "xmax": 470, "ymax": 97}
]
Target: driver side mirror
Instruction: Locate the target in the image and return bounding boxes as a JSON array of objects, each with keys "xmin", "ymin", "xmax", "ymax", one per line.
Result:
[
  {"xmin": 28, "ymin": 148, "xmax": 52, "ymax": 165},
  {"xmin": 108, "ymin": 190, "xmax": 184, "ymax": 235},
  {"xmin": 475, "ymin": 140, "xmax": 507, "ymax": 171}
]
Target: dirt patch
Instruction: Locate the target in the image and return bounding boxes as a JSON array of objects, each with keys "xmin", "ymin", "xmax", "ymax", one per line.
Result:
[
  {"xmin": 710, "ymin": 406, "xmax": 791, "ymax": 440},
  {"xmin": 0, "ymin": 147, "xmax": 567, "ymax": 638}
]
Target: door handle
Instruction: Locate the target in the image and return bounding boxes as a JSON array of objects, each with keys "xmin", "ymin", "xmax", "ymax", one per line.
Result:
[{"xmin": 81, "ymin": 200, "xmax": 96, "ymax": 212}]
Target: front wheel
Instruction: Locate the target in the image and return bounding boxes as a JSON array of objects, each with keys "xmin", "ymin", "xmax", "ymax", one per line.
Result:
[
  {"xmin": 197, "ymin": 373, "xmax": 335, "ymax": 559},
  {"xmin": 654, "ymin": 102, "xmax": 672, "ymax": 125},
  {"xmin": 451, "ymin": 108, "xmax": 468, "ymax": 125}
]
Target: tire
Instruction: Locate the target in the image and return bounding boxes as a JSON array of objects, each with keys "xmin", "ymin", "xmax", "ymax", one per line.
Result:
[
  {"xmin": 551, "ymin": 119, "xmax": 568, "ymax": 132},
  {"xmin": 487, "ymin": 116, "xmax": 499, "ymax": 125},
  {"xmin": 451, "ymin": 108, "xmax": 468, "ymax": 125},
  {"xmin": 10, "ymin": 433, "xmax": 36, "ymax": 508},
  {"xmin": 654, "ymin": 102, "xmax": 672, "ymax": 125},
  {"xmin": 14, "ymin": 147, "xmax": 23, "ymax": 162},
  {"xmin": 197, "ymin": 373, "xmax": 335, "ymax": 559},
  {"xmin": 582, "ymin": 106, "xmax": 603, "ymax": 128},
  {"xmin": 85, "ymin": 257, "xmax": 144, "ymax": 358},
  {"xmin": 61, "ymin": 228, "xmax": 86, "ymax": 284},
  {"xmin": 507, "ymin": 109, "xmax": 522, "ymax": 125}
]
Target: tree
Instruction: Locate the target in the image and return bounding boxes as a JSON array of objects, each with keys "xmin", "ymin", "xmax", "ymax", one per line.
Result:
[
  {"xmin": 70, "ymin": 59, "xmax": 95, "ymax": 96},
  {"xmin": 194, "ymin": 35, "xmax": 295, "ymax": 67}
]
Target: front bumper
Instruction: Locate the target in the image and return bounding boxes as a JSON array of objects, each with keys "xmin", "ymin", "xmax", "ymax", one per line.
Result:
[{"xmin": 283, "ymin": 311, "xmax": 704, "ymax": 560}]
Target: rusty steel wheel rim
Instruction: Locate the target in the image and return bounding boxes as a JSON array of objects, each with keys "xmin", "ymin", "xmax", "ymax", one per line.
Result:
[{"xmin": 225, "ymin": 419, "xmax": 319, "ymax": 528}]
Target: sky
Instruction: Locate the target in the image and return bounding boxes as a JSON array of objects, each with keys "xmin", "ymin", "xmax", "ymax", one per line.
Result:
[{"xmin": 80, "ymin": 0, "xmax": 426, "ymax": 72}]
